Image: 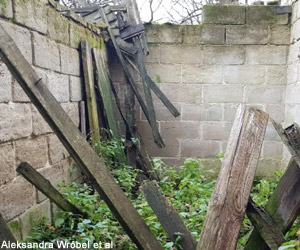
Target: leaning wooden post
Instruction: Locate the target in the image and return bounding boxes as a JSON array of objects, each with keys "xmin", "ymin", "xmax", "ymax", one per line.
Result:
[
  {"xmin": 17, "ymin": 162, "xmax": 84, "ymax": 216},
  {"xmin": 0, "ymin": 212, "xmax": 19, "ymax": 247},
  {"xmin": 197, "ymin": 105, "xmax": 269, "ymax": 250},
  {"xmin": 0, "ymin": 24, "xmax": 163, "ymax": 250},
  {"xmin": 140, "ymin": 181, "xmax": 197, "ymax": 250}
]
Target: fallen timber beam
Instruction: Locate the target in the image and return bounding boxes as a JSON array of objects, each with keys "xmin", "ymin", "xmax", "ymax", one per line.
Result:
[
  {"xmin": 0, "ymin": 212, "xmax": 19, "ymax": 249},
  {"xmin": 17, "ymin": 162, "xmax": 84, "ymax": 216},
  {"xmin": 0, "ymin": 24, "xmax": 163, "ymax": 250},
  {"xmin": 197, "ymin": 105, "xmax": 269, "ymax": 250},
  {"xmin": 244, "ymin": 121, "xmax": 300, "ymax": 250},
  {"xmin": 246, "ymin": 199, "xmax": 285, "ymax": 250},
  {"xmin": 140, "ymin": 181, "xmax": 197, "ymax": 250}
]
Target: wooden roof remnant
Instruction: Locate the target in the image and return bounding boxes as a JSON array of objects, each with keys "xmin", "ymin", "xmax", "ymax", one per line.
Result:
[{"xmin": 66, "ymin": 0, "xmax": 181, "ymax": 148}]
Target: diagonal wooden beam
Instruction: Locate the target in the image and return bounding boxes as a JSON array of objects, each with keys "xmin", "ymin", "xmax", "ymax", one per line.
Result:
[
  {"xmin": 140, "ymin": 181, "xmax": 197, "ymax": 250},
  {"xmin": 17, "ymin": 162, "xmax": 84, "ymax": 216},
  {"xmin": 244, "ymin": 121, "xmax": 300, "ymax": 250},
  {"xmin": 246, "ymin": 199, "xmax": 285, "ymax": 250},
  {"xmin": 197, "ymin": 105, "xmax": 269, "ymax": 250},
  {"xmin": 0, "ymin": 212, "xmax": 19, "ymax": 247},
  {"xmin": 0, "ymin": 23, "xmax": 163, "ymax": 250}
]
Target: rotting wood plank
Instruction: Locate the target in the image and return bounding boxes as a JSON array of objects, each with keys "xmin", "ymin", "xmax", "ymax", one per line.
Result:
[
  {"xmin": 17, "ymin": 162, "xmax": 84, "ymax": 216},
  {"xmin": 125, "ymin": 81, "xmax": 137, "ymax": 169},
  {"xmin": 92, "ymin": 48, "xmax": 121, "ymax": 139},
  {"xmin": 197, "ymin": 105, "xmax": 269, "ymax": 250},
  {"xmin": 0, "ymin": 24, "xmax": 163, "ymax": 250},
  {"xmin": 246, "ymin": 199, "xmax": 285, "ymax": 250},
  {"xmin": 79, "ymin": 101, "xmax": 87, "ymax": 136},
  {"xmin": 244, "ymin": 123, "xmax": 300, "ymax": 250},
  {"xmin": 272, "ymin": 120, "xmax": 300, "ymax": 168},
  {"xmin": 110, "ymin": 77, "xmax": 155, "ymax": 179},
  {"xmin": 0, "ymin": 212, "xmax": 19, "ymax": 248},
  {"xmin": 81, "ymin": 40, "xmax": 101, "ymax": 154},
  {"xmin": 124, "ymin": 55, "xmax": 180, "ymax": 118},
  {"xmin": 92, "ymin": 47, "xmax": 126, "ymax": 164},
  {"xmin": 244, "ymin": 158, "xmax": 300, "ymax": 250},
  {"xmin": 134, "ymin": 38, "xmax": 164, "ymax": 148},
  {"xmin": 140, "ymin": 181, "xmax": 197, "ymax": 250}
]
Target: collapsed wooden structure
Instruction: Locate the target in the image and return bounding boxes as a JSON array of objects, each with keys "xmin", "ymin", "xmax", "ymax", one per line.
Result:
[{"xmin": 1, "ymin": 1, "xmax": 300, "ymax": 250}]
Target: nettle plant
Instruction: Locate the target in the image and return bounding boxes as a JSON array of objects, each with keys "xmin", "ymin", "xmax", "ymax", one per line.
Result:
[{"xmin": 25, "ymin": 137, "xmax": 300, "ymax": 250}]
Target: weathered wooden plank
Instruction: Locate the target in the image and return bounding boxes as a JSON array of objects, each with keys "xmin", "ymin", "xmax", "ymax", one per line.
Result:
[
  {"xmin": 125, "ymin": 81, "xmax": 137, "ymax": 169},
  {"xmin": 79, "ymin": 101, "xmax": 87, "ymax": 136},
  {"xmin": 272, "ymin": 120, "xmax": 300, "ymax": 168},
  {"xmin": 244, "ymin": 158, "xmax": 300, "ymax": 250},
  {"xmin": 246, "ymin": 199, "xmax": 285, "ymax": 250},
  {"xmin": 0, "ymin": 24, "xmax": 163, "ymax": 250},
  {"xmin": 110, "ymin": 78, "xmax": 155, "ymax": 178},
  {"xmin": 244, "ymin": 123, "xmax": 300, "ymax": 249},
  {"xmin": 92, "ymin": 48, "xmax": 121, "ymax": 139},
  {"xmin": 17, "ymin": 162, "xmax": 84, "ymax": 216},
  {"xmin": 141, "ymin": 181, "xmax": 197, "ymax": 250},
  {"xmin": 134, "ymin": 38, "xmax": 164, "ymax": 148},
  {"xmin": 0, "ymin": 212, "xmax": 18, "ymax": 248},
  {"xmin": 93, "ymin": 47, "xmax": 126, "ymax": 164},
  {"xmin": 197, "ymin": 105, "xmax": 269, "ymax": 250},
  {"xmin": 124, "ymin": 55, "xmax": 180, "ymax": 118},
  {"xmin": 81, "ymin": 40, "xmax": 101, "ymax": 154}
]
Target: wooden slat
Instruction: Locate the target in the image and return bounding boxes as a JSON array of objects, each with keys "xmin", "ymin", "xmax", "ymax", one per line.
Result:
[
  {"xmin": 0, "ymin": 212, "xmax": 19, "ymax": 248},
  {"xmin": 79, "ymin": 101, "xmax": 87, "ymax": 136},
  {"xmin": 0, "ymin": 24, "xmax": 163, "ymax": 250},
  {"xmin": 134, "ymin": 38, "xmax": 164, "ymax": 148},
  {"xmin": 124, "ymin": 55, "xmax": 180, "ymax": 118},
  {"xmin": 110, "ymin": 78, "xmax": 155, "ymax": 178},
  {"xmin": 92, "ymin": 47, "xmax": 126, "ymax": 163},
  {"xmin": 246, "ymin": 199, "xmax": 285, "ymax": 250},
  {"xmin": 141, "ymin": 181, "xmax": 197, "ymax": 250},
  {"xmin": 81, "ymin": 40, "xmax": 101, "ymax": 154},
  {"xmin": 92, "ymin": 48, "xmax": 121, "ymax": 139},
  {"xmin": 272, "ymin": 120, "xmax": 300, "ymax": 168},
  {"xmin": 125, "ymin": 81, "xmax": 137, "ymax": 169},
  {"xmin": 197, "ymin": 105, "xmax": 269, "ymax": 250},
  {"xmin": 17, "ymin": 162, "xmax": 84, "ymax": 216}
]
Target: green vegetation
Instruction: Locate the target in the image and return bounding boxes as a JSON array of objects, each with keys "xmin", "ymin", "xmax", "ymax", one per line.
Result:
[{"xmin": 24, "ymin": 138, "xmax": 300, "ymax": 250}]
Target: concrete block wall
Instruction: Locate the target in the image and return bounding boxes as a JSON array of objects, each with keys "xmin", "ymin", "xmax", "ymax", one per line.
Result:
[
  {"xmin": 0, "ymin": 0, "xmax": 103, "ymax": 239},
  {"xmin": 138, "ymin": 5, "xmax": 291, "ymax": 175},
  {"xmin": 285, "ymin": 0, "xmax": 300, "ymax": 162}
]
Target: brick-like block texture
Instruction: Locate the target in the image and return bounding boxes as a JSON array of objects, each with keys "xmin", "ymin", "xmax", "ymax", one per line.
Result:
[{"xmin": 0, "ymin": 177, "xmax": 35, "ymax": 221}]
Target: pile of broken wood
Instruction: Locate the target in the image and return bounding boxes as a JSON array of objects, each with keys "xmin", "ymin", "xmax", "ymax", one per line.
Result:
[{"xmin": 1, "ymin": 1, "xmax": 300, "ymax": 249}]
